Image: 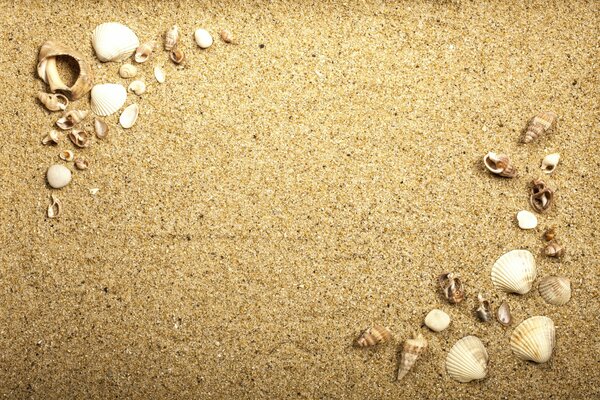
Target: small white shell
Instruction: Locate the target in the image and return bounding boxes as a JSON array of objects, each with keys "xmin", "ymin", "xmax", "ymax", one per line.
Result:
[
  {"xmin": 46, "ymin": 164, "xmax": 72, "ymax": 189},
  {"xmin": 119, "ymin": 104, "xmax": 139, "ymax": 129},
  {"xmin": 154, "ymin": 66, "xmax": 165, "ymax": 83},
  {"xmin": 517, "ymin": 210, "xmax": 538, "ymax": 229},
  {"xmin": 491, "ymin": 249, "xmax": 537, "ymax": 294},
  {"xmin": 194, "ymin": 28, "xmax": 213, "ymax": 49},
  {"xmin": 92, "ymin": 22, "xmax": 140, "ymax": 62},
  {"xmin": 128, "ymin": 80, "xmax": 146, "ymax": 95},
  {"xmin": 541, "ymin": 153, "xmax": 560, "ymax": 174},
  {"xmin": 135, "ymin": 41, "xmax": 156, "ymax": 63},
  {"xmin": 165, "ymin": 25, "xmax": 179, "ymax": 51},
  {"xmin": 538, "ymin": 276, "xmax": 571, "ymax": 306},
  {"xmin": 424, "ymin": 309, "xmax": 451, "ymax": 332},
  {"xmin": 59, "ymin": 150, "xmax": 74, "ymax": 162},
  {"xmin": 446, "ymin": 336, "xmax": 488, "ymax": 383},
  {"xmin": 90, "ymin": 84, "xmax": 127, "ymax": 116},
  {"xmin": 510, "ymin": 316, "xmax": 555, "ymax": 363},
  {"xmin": 119, "ymin": 63, "xmax": 138, "ymax": 78}
]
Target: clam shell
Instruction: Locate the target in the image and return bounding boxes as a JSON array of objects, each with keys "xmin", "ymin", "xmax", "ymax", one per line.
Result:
[
  {"xmin": 446, "ymin": 336, "xmax": 488, "ymax": 383},
  {"xmin": 510, "ymin": 316, "xmax": 555, "ymax": 363},
  {"xmin": 424, "ymin": 309, "xmax": 451, "ymax": 332},
  {"xmin": 46, "ymin": 164, "xmax": 72, "ymax": 189},
  {"xmin": 119, "ymin": 104, "xmax": 139, "ymax": 129},
  {"xmin": 90, "ymin": 84, "xmax": 127, "ymax": 116},
  {"xmin": 538, "ymin": 276, "xmax": 571, "ymax": 306},
  {"xmin": 541, "ymin": 153, "xmax": 560, "ymax": 174},
  {"xmin": 491, "ymin": 249, "xmax": 536, "ymax": 294},
  {"xmin": 94, "ymin": 118, "xmax": 108, "ymax": 139},
  {"xmin": 497, "ymin": 301, "xmax": 512, "ymax": 326},
  {"xmin": 92, "ymin": 22, "xmax": 140, "ymax": 62}
]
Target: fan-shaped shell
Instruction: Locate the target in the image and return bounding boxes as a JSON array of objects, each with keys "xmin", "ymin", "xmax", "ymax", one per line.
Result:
[
  {"xmin": 538, "ymin": 276, "xmax": 571, "ymax": 306},
  {"xmin": 491, "ymin": 250, "xmax": 536, "ymax": 294},
  {"xmin": 510, "ymin": 316, "xmax": 555, "ymax": 363},
  {"xmin": 446, "ymin": 336, "xmax": 488, "ymax": 383},
  {"xmin": 92, "ymin": 22, "xmax": 140, "ymax": 62},
  {"xmin": 90, "ymin": 84, "xmax": 127, "ymax": 116}
]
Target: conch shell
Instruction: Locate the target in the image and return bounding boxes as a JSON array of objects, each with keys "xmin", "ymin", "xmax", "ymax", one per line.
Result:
[
  {"xmin": 475, "ymin": 293, "xmax": 492, "ymax": 322},
  {"xmin": 522, "ymin": 111, "xmax": 557, "ymax": 143},
  {"xmin": 397, "ymin": 332, "xmax": 427, "ymax": 381},
  {"xmin": 37, "ymin": 92, "xmax": 68, "ymax": 111},
  {"xmin": 354, "ymin": 325, "xmax": 392, "ymax": 347},
  {"xmin": 483, "ymin": 152, "xmax": 517, "ymax": 178},
  {"xmin": 530, "ymin": 179, "xmax": 554, "ymax": 213},
  {"xmin": 37, "ymin": 41, "xmax": 93, "ymax": 100}
]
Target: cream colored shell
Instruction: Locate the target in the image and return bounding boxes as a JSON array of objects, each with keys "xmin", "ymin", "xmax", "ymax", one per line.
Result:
[
  {"xmin": 491, "ymin": 249, "xmax": 536, "ymax": 294},
  {"xmin": 90, "ymin": 84, "xmax": 127, "ymax": 116},
  {"xmin": 538, "ymin": 276, "xmax": 571, "ymax": 306},
  {"xmin": 92, "ymin": 22, "xmax": 140, "ymax": 62},
  {"xmin": 446, "ymin": 336, "xmax": 488, "ymax": 383},
  {"xmin": 510, "ymin": 316, "xmax": 555, "ymax": 363}
]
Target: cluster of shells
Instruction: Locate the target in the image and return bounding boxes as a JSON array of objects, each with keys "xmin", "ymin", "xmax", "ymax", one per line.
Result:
[
  {"xmin": 353, "ymin": 112, "xmax": 570, "ymax": 383},
  {"xmin": 38, "ymin": 22, "xmax": 236, "ymax": 218}
]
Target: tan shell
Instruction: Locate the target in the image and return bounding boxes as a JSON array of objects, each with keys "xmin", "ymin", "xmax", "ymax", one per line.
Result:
[
  {"xmin": 541, "ymin": 153, "xmax": 560, "ymax": 174},
  {"xmin": 165, "ymin": 25, "xmax": 179, "ymax": 51},
  {"xmin": 119, "ymin": 103, "xmax": 139, "ymax": 129},
  {"xmin": 135, "ymin": 41, "xmax": 156, "ymax": 63},
  {"xmin": 170, "ymin": 47, "xmax": 185, "ymax": 64},
  {"xmin": 497, "ymin": 301, "xmax": 512, "ymax": 326},
  {"xmin": 522, "ymin": 111, "xmax": 557, "ymax": 143},
  {"xmin": 154, "ymin": 66, "xmax": 165, "ymax": 83},
  {"xmin": 69, "ymin": 129, "xmax": 91, "ymax": 148},
  {"xmin": 37, "ymin": 92, "xmax": 69, "ymax": 112},
  {"xmin": 94, "ymin": 118, "xmax": 108, "ymax": 139},
  {"xmin": 544, "ymin": 241, "xmax": 565, "ymax": 258},
  {"xmin": 438, "ymin": 272, "xmax": 464, "ymax": 304},
  {"xmin": 530, "ymin": 179, "xmax": 554, "ymax": 213},
  {"xmin": 59, "ymin": 149, "xmax": 74, "ymax": 162},
  {"xmin": 543, "ymin": 226, "xmax": 556, "ymax": 241},
  {"xmin": 475, "ymin": 293, "xmax": 492, "ymax": 322},
  {"xmin": 510, "ymin": 316, "xmax": 555, "ymax": 363},
  {"xmin": 37, "ymin": 41, "xmax": 93, "ymax": 100},
  {"xmin": 119, "ymin": 63, "xmax": 138, "ymax": 78},
  {"xmin": 47, "ymin": 194, "xmax": 61, "ymax": 218},
  {"xmin": 74, "ymin": 157, "xmax": 89, "ymax": 170},
  {"xmin": 42, "ymin": 130, "xmax": 61, "ymax": 145},
  {"xmin": 446, "ymin": 336, "xmax": 488, "ymax": 383},
  {"xmin": 220, "ymin": 29, "xmax": 237, "ymax": 44},
  {"xmin": 538, "ymin": 276, "xmax": 571, "ymax": 306},
  {"xmin": 397, "ymin": 332, "xmax": 427, "ymax": 381},
  {"xmin": 354, "ymin": 325, "xmax": 392, "ymax": 347},
  {"xmin": 56, "ymin": 110, "xmax": 88, "ymax": 130},
  {"xmin": 483, "ymin": 152, "xmax": 517, "ymax": 178}
]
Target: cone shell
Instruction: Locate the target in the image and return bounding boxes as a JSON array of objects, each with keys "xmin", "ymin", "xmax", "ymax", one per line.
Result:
[
  {"xmin": 538, "ymin": 276, "xmax": 571, "ymax": 306},
  {"xmin": 90, "ymin": 84, "xmax": 127, "ymax": 116},
  {"xmin": 397, "ymin": 333, "xmax": 427, "ymax": 381},
  {"xmin": 37, "ymin": 41, "xmax": 93, "ymax": 100},
  {"xmin": 92, "ymin": 22, "xmax": 139, "ymax": 62},
  {"xmin": 446, "ymin": 336, "xmax": 488, "ymax": 383},
  {"xmin": 510, "ymin": 316, "xmax": 555, "ymax": 363},
  {"xmin": 165, "ymin": 25, "xmax": 179, "ymax": 51},
  {"xmin": 491, "ymin": 249, "xmax": 536, "ymax": 294},
  {"xmin": 483, "ymin": 152, "xmax": 517, "ymax": 178},
  {"xmin": 522, "ymin": 111, "xmax": 557, "ymax": 143},
  {"xmin": 355, "ymin": 325, "xmax": 392, "ymax": 347}
]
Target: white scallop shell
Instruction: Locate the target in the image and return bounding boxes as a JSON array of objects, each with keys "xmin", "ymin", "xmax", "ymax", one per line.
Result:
[
  {"xmin": 491, "ymin": 249, "xmax": 536, "ymax": 294},
  {"xmin": 92, "ymin": 22, "xmax": 140, "ymax": 62},
  {"xmin": 424, "ymin": 309, "xmax": 451, "ymax": 332},
  {"xmin": 538, "ymin": 276, "xmax": 571, "ymax": 306},
  {"xmin": 119, "ymin": 103, "xmax": 139, "ymax": 129},
  {"xmin": 510, "ymin": 316, "xmax": 555, "ymax": 363},
  {"xmin": 446, "ymin": 336, "xmax": 488, "ymax": 383},
  {"xmin": 90, "ymin": 84, "xmax": 127, "ymax": 116}
]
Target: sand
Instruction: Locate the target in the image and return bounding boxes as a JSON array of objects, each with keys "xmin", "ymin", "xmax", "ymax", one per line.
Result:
[{"xmin": 1, "ymin": 0, "xmax": 598, "ymax": 398}]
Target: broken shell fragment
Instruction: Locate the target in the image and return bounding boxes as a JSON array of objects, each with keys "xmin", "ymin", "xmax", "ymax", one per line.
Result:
[
  {"xmin": 530, "ymin": 179, "xmax": 554, "ymax": 213},
  {"xmin": 94, "ymin": 118, "xmax": 108, "ymax": 139},
  {"xmin": 119, "ymin": 63, "xmax": 138, "ymax": 78},
  {"xmin": 541, "ymin": 153, "xmax": 560, "ymax": 174},
  {"xmin": 37, "ymin": 92, "xmax": 69, "ymax": 112},
  {"xmin": 194, "ymin": 28, "xmax": 213, "ymax": 49},
  {"xmin": 522, "ymin": 111, "xmax": 557, "ymax": 143},
  {"xmin": 475, "ymin": 293, "xmax": 492, "ymax": 322},
  {"xmin": 510, "ymin": 316, "xmax": 555, "ymax": 363},
  {"xmin": 497, "ymin": 301, "xmax": 512, "ymax": 326},
  {"xmin": 170, "ymin": 47, "xmax": 185, "ymax": 64},
  {"xmin": 56, "ymin": 110, "xmax": 88, "ymax": 130},
  {"xmin": 446, "ymin": 336, "xmax": 488, "ymax": 383},
  {"xmin": 154, "ymin": 66, "xmax": 165, "ymax": 83},
  {"xmin": 354, "ymin": 325, "xmax": 392, "ymax": 347},
  {"xmin": 220, "ymin": 29, "xmax": 237, "ymax": 44},
  {"xmin": 128, "ymin": 80, "xmax": 146, "ymax": 95},
  {"xmin": 543, "ymin": 226, "xmax": 556, "ymax": 241},
  {"xmin": 539, "ymin": 276, "xmax": 571, "ymax": 305},
  {"xmin": 92, "ymin": 22, "xmax": 140, "ymax": 62},
  {"xmin": 41, "ymin": 130, "xmax": 61, "ymax": 145},
  {"xmin": 46, "ymin": 164, "xmax": 72, "ymax": 189},
  {"xmin": 397, "ymin": 332, "xmax": 427, "ymax": 381},
  {"xmin": 438, "ymin": 272, "xmax": 464, "ymax": 304},
  {"xmin": 135, "ymin": 40, "xmax": 156, "ymax": 63},
  {"xmin": 47, "ymin": 194, "xmax": 61, "ymax": 218},
  {"xmin": 37, "ymin": 41, "xmax": 93, "ymax": 100},
  {"xmin": 119, "ymin": 103, "xmax": 139, "ymax": 129},
  {"xmin": 491, "ymin": 249, "xmax": 536, "ymax": 294},
  {"xmin": 544, "ymin": 241, "xmax": 565, "ymax": 258},
  {"xmin": 69, "ymin": 129, "xmax": 91, "ymax": 148},
  {"xmin": 90, "ymin": 83, "xmax": 127, "ymax": 116},
  {"xmin": 517, "ymin": 210, "xmax": 538, "ymax": 229},
  {"xmin": 59, "ymin": 149, "xmax": 74, "ymax": 162},
  {"xmin": 74, "ymin": 157, "xmax": 89, "ymax": 170},
  {"xmin": 483, "ymin": 152, "xmax": 517, "ymax": 178},
  {"xmin": 89, "ymin": 188, "xmax": 100, "ymax": 195},
  {"xmin": 424, "ymin": 309, "xmax": 451, "ymax": 332},
  {"xmin": 165, "ymin": 25, "xmax": 179, "ymax": 51}
]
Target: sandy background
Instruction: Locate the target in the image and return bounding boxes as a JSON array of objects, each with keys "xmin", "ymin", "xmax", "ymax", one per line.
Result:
[{"xmin": 0, "ymin": 0, "xmax": 598, "ymax": 398}]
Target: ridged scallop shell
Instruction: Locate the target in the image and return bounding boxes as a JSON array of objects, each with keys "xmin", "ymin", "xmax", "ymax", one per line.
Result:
[
  {"xmin": 446, "ymin": 336, "xmax": 488, "ymax": 383},
  {"xmin": 92, "ymin": 22, "xmax": 140, "ymax": 62},
  {"xmin": 90, "ymin": 84, "xmax": 127, "ymax": 116},
  {"xmin": 510, "ymin": 316, "xmax": 555, "ymax": 363},
  {"xmin": 491, "ymin": 250, "xmax": 536, "ymax": 294},
  {"xmin": 538, "ymin": 276, "xmax": 571, "ymax": 306},
  {"xmin": 119, "ymin": 104, "xmax": 139, "ymax": 129}
]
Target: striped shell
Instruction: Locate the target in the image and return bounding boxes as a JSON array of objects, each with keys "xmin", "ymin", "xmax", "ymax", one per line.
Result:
[
  {"xmin": 491, "ymin": 249, "xmax": 536, "ymax": 294},
  {"xmin": 446, "ymin": 336, "xmax": 488, "ymax": 383},
  {"xmin": 538, "ymin": 276, "xmax": 571, "ymax": 306},
  {"xmin": 510, "ymin": 316, "xmax": 555, "ymax": 363},
  {"xmin": 355, "ymin": 325, "xmax": 392, "ymax": 347}
]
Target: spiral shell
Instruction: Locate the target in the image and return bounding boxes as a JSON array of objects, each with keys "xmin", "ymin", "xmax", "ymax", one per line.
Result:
[
  {"xmin": 354, "ymin": 325, "xmax": 392, "ymax": 347},
  {"xmin": 510, "ymin": 316, "xmax": 555, "ymax": 363},
  {"xmin": 541, "ymin": 153, "xmax": 560, "ymax": 174},
  {"xmin": 165, "ymin": 25, "xmax": 179, "ymax": 51},
  {"xmin": 483, "ymin": 152, "xmax": 517, "ymax": 178},
  {"xmin": 135, "ymin": 41, "xmax": 156, "ymax": 63},
  {"xmin": 522, "ymin": 111, "xmax": 557, "ymax": 143},
  {"xmin": 119, "ymin": 63, "xmax": 138, "ymax": 78},
  {"xmin": 37, "ymin": 92, "xmax": 69, "ymax": 112},
  {"xmin": 530, "ymin": 179, "xmax": 554, "ymax": 213},
  {"xmin": 544, "ymin": 241, "xmax": 565, "ymax": 258},
  {"xmin": 475, "ymin": 293, "xmax": 492, "ymax": 322},
  {"xmin": 69, "ymin": 129, "xmax": 91, "ymax": 148},
  {"xmin": 47, "ymin": 194, "xmax": 61, "ymax": 218},
  {"xmin": 37, "ymin": 41, "xmax": 93, "ymax": 100},
  {"xmin": 41, "ymin": 130, "xmax": 61, "ymax": 145},
  {"xmin": 538, "ymin": 276, "xmax": 571, "ymax": 306},
  {"xmin": 56, "ymin": 110, "xmax": 88, "ymax": 130},
  {"xmin": 439, "ymin": 272, "xmax": 464, "ymax": 304},
  {"xmin": 170, "ymin": 47, "xmax": 185, "ymax": 64},
  {"xmin": 397, "ymin": 332, "xmax": 427, "ymax": 381}
]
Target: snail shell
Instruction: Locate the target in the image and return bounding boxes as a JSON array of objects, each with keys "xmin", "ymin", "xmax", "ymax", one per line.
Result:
[
  {"xmin": 544, "ymin": 241, "xmax": 565, "ymax": 258},
  {"xmin": 69, "ymin": 129, "xmax": 91, "ymax": 148},
  {"xmin": 529, "ymin": 179, "xmax": 554, "ymax": 213},
  {"xmin": 47, "ymin": 194, "xmax": 61, "ymax": 218},
  {"xmin": 41, "ymin": 130, "xmax": 61, "ymax": 145},
  {"xmin": 119, "ymin": 63, "xmax": 138, "ymax": 78},
  {"xmin": 475, "ymin": 293, "xmax": 492, "ymax": 322},
  {"xmin": 483, "ymin": 152, "xmax": 517, "ymax": 178},
  {"xmin": 56, "ymin": 110, "xmax": 89, "ymax": 130},
  {"xmin": 170, "ymin": 47, "xmax": 185, "ymax": 64},
  {"xmin": 438, "ymin": 272, "xmax": 464, "ymax": 304},
  {"xmin": 37, "ymin": 92, "xmax": 69, "ymax": 112},
  {"xmin": 135, "ymin": 41, "xmax": 156, "ymax": 63},
  {"xmin": 37, "ymin": 41, "xmax": 93, "ymax": 100},
  {"xmin": 165, "ymin": 25, "xmax": 179, "ymax": 51},
  {"xmin": 354, "ymin": 325, "xmax": 392, "ymax": 347},
  {"xmin": 522, "ymin": 111, "xmax": 557, "ymax": 143}
]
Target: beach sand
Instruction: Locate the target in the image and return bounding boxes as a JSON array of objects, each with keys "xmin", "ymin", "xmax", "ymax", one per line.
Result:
[{"xmin": 0, "ymin": 0, "xmax": 598, "ymax": 398}]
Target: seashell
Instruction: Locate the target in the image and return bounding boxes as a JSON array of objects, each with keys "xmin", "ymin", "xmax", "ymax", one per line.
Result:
[
  {"xmin": 165, "ymin": 25, "xmax": 179, "ymax": 51},
  {"xmin": 42, "ymin": 130, "xmax": 61, "ymax": 145},
  {"xmin": 517, "ymin": 210, "xmax": 538, "ymax": 229},
  {"xmin": 424, "ymin": 309, "xmax": 451, "ymax": 332},
  {"xmin": 491, "ymin": 249, "xmax": 536, "ymax": 294},
  {"xmin": 510, "ymin": 316, "xmax": 555, "ymax": 363},
  {"xmin": 522, "ymin": 111, "xmax": 557, "ymax": 143},
  {"xmin": 119, "ymin": 63, "xmax": 138, "ymax": 78},
  {"xmin": 89, "ymin": 188, "xmax": 100, "ymax": 195},
  {"xmin": 37, "ymin": 41, "xmax": 93, "ymax": 100},
  {"xmin": 475, "ymin": 293, "xmax": 492, "ymax": 322},
  {"xmin": 483, "ymin": 152, "xmax": 517, "ymax": 178},
  {"xmin": 59, "ymin": 149, "xmax": 74, "ymax": 162},
  {"xmin": 530, "ymin": 179, "xmax": 554, "ymax": 213},
  {"xmin": 354, "ymin": 325, "xmax": 392, "ymax": 347},
  {"xmin": 37, "ymin": 92, "xmax": 68, "ymax": 112},
  {"xmin": 90, "ymin": 83, "xmax": 127, "ymax": 116},
  {"xmin": 438, "ymin": 272, "xmax": 464, "ymax": 304},
  {"xmin": 74, "ymin": 157, "xmax": 89, "ymax": 170},
  {"xmin": 446, "ymin": 336, "xmax": 488, "ymax": 383},
  {"xmin": 46, "ymin": 164, "xmax": 71, "ymax": 189},
  {"xmin": 539, "ymin": 276, "xmax": 571, "ymax": 306},
  {"xmin": 94, "ymin": 118, "xmax": 108, "ymax": 139},
  {"xmin": 119, "ymin": 104, "xmax": 139, "ymax": 129},
  {"xmin": 128, "ymin": 80, "xmax": 146, "ymax": 96},
  {"xmin": 92, "ymin": 22, "xmax": 140, "ymax": 62},
  {"xmin": 194, "ymin": 28, "xmax": 214, "ymax": 49},
  {"xmin": 47, "ymin": 194, "xmax": 61, "ymax": 218},
  {"xmin": 56, "ymin": 110, "xmax": 88, "ymax": 130},
  {"xmin": 170, "ymin": 47, "xmax": 185, "ymax": 64},
  {"xmin": 397, "ymin": 332, "xmax": 427, "ymax": 381},
  {"xmin": 544, "ymin": 240, "xmax": 565, "ymax": 258},
  {"xmin": 69, "ymin": 129, "xmax": 91, "ymax": 148},
  {"xmin": 154, "ymin": 66, "xmax": 166, "ymax": 83},
  {"xmin": 543, "ymin": 226, "xmax": 556, "ymax": 241},
  {"xmin": 497, "ymin": 301, "xmax": 512, "ymax": 326},
  {"xmin": 220, "ymin": 29, "xmax": 237, "ymax": 44},
  {"xmin": 541, "ymin": 153, "xmax": 560, "ymax": 174},
  {"xmin": 135, "ymin": 41, "xmax": 156, "ymax": 63}
]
